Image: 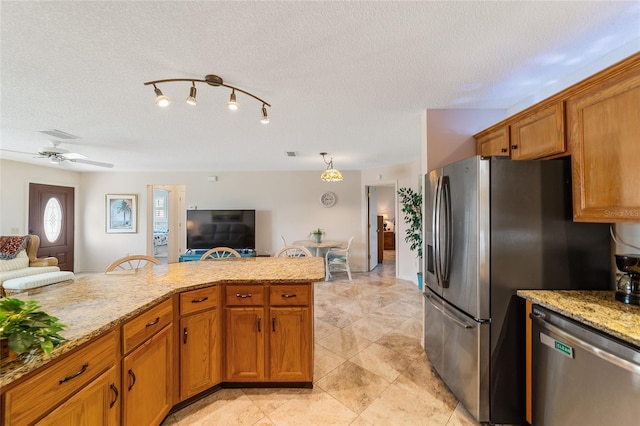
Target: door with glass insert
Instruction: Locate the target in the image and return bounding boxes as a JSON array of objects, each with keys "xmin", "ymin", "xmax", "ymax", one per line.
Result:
[{"xmin": 29, "ymin": 183, "xmax": 74, "ymax": 271}]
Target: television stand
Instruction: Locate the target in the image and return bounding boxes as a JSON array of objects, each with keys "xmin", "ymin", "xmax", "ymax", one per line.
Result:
[{"xmin": 179, "ymin": 248, "xmax": 256, "ymax": 262}]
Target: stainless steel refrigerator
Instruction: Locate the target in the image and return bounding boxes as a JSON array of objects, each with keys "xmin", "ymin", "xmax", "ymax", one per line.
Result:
[{"xmin": 423, "ymin": 155, "xmax": 611, "ymax": 424}]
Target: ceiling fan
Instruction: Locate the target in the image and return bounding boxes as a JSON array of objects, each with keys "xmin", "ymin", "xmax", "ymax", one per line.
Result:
[{"xmin": 2, "ymin": 141, "xmax": 114, "ymax": 168}]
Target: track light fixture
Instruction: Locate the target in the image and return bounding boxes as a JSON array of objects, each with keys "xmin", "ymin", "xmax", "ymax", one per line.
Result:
[
  {"xmin": 320, "ymin": 152, "xmax": 343, "ymax": 182},
  {"xmin": 144, "ymin": 74, "xmax": 270, "ymax": 123}
]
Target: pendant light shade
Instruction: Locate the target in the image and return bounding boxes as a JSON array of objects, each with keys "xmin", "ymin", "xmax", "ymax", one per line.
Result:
[
  {"xmin": 227, "ymin": 89, "xmax": 239, "ymax": 110},
  {"xmin": 153, "ymin": 85, "xmax": 171, "ymax": 107},
  {"xmin": 320, "ymin": 152, "xmax": 343, "ymax": 182},
  {"xmin": 186, "ymin": 83, "xmax": 197, "ymax": 105}
]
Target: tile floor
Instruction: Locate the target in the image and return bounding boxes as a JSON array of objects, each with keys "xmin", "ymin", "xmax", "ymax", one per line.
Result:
[{"xmin": 162, "ymin": 252, "xmax": 479, "ymax": 425}]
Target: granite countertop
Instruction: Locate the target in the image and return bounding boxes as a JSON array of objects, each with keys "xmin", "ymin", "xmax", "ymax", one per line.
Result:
[
  {"xmin": 517, "ymin": 290, "xmax": 640, "ymax": 348},
  {"xmin": 1, "ymin": 257, "xmax": 325, "ymax": 387}
]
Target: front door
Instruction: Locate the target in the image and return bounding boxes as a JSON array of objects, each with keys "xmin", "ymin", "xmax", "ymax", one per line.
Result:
[{"xmin": 29, "ymin": 183, "xmax": 74, "ymax": 271}]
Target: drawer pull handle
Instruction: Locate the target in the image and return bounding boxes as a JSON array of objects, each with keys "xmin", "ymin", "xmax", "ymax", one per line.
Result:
[
  {"xmin": 257, "ymin": 316, "xmax": 262, "ymax": 332},
  {"xmin": 59, "ymin": 363, "xmax": 89, "ymax": 384},
  {"xmin": 183, "ymin": 327, "xmax": 188, "ymax": 344},
  {"xmin": 128, "ymin": 369, "xmax": 136, "ymax": 391},
  {"xmin": 281, "ymin": 294, "xmax": 297, "ymax": 299},
  {"xmin": 110, "ymin": 383, "xmax": 119, "ymax": 408},
  {"xmin": 501, "ymin": 148, "xmax": 507, "ymax": 153},
  {"xmin": 236, "ymin": 293, "xmax": 253, "ymax": 299},
  {"xmin": 272, "ymin": 317, "xmax": 276, "ymax": 332},
  {"xmin": 191, "ymin": 297, "xmax": 209, "ymax": 303},
  {"xmin": 511, "ymin": 144, "xmax": 518, "ymax": 149},
  {"xmin": 145, "ymin": 317, "xmax": 160, "ymax": 327}
]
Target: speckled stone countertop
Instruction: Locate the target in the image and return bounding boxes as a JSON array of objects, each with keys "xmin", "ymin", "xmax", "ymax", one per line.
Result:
[
  {"xmin": 517, "ymin": 290, "xmax": 640, "ymax": 348},
  {"xmin": 1, "ymin": 257, "xmax": 325, "ymax": 388}
]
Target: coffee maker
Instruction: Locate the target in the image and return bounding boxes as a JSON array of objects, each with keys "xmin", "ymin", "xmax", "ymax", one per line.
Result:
[{"xmin": 615, "ymin": 254, "xmax": 640, "ymax": 305}]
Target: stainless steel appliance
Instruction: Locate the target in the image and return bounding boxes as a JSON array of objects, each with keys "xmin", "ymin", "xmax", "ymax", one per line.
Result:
[
  {"xmin": 530, "ymin": 305, "xmax": 640, "ymax": 426},
  {"xmin": 424, "ymin": 156, "xmax": 611, "ymax": 424},
  {"xmin": 615, "ymin": 254, "xmax": 640, "ymax": 305}
]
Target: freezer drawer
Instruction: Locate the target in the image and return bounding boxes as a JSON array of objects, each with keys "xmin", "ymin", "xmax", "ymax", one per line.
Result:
[
  {"xmin": 531, "ymin": 305, "xmax": 640, "ymax": 426},
  {"xmin": 423, "ymin": 290, "xmax": 490, "ymax": 422}
]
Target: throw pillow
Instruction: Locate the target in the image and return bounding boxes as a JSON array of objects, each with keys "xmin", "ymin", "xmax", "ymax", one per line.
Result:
[{"xmin": 0, "ymin": 235, "xmax": 29, "ymax": 260}]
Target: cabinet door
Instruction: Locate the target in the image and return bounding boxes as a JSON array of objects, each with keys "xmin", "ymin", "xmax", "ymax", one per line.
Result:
[
  {"xmin": 123, "ymin": 325, "xmax": 173, "ymax": 426},
  {"xmin": 510, "ymin": 102, "xmax": 565, "ymax": 160},
  {"xmin": 475, "ymin": 126, "xmax": 509, "ymax": 157},
  {"xmin": 269, "ymin": 307, "xmax": 312, "ymax": 382},
  {"xmin": 568, "ymin": 64, "xmax": 640, "ymax": 222},
  {"xmin": 36, "ymin": 367, "xmax": 119, "ymax": 426},
  {"xmin": 180, "ymin": 309, "xmax": 221, "ymax": 399},
  {"xmin": 224, "ymin": 307, "xmax": 265, "ymax": 381}
]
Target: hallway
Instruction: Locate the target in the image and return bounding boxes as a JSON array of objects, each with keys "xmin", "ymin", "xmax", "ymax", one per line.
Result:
[{"xmin": 162, "ymin": 256, "xmax": 478, "ymax": 425}]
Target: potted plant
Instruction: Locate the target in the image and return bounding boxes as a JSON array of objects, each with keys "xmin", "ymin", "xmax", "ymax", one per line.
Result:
[
  {"xmin": 397, "ymin": 187, "xmax": 423, "ymax": 289},
  {"xmin": 310, "ymin": 228, "xmax": 324, "ymax": 243},
  {"xmin": 0, "ymin": 298, "xmax": 67, "ymax": 361}
]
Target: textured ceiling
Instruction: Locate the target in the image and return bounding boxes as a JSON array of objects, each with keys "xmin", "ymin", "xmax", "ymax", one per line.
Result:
[{"xmin": 1, "ymin": 1, "xmax": 639, "ymax": 172}]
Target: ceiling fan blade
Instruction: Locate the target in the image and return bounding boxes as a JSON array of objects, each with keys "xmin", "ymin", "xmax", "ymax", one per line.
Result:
[
  {"xmin": 0, "ymin": 148, "xmax": 38, "ymax": 156},
  {"xmin": 69, "ymin": 158, "xmax": 114, "ymax": 168},
  {"xmin": 61, "ymin": 152, "xmax": 86, "ymax": 160}
]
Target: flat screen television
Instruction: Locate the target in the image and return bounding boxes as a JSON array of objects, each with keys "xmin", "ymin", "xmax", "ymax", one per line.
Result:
[{"xmin": 186, "ymin": 210, "xmax": 255, "ymax": 250}]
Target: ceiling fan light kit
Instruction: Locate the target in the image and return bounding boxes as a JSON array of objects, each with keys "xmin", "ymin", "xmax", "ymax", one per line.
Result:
[
  {"xmin": 144, "ymin": 74, "xmax": 270, "ymax": 124},
  {"xmin": 320, "ymin": 152, "xmax": 343, "ymax": 182}
]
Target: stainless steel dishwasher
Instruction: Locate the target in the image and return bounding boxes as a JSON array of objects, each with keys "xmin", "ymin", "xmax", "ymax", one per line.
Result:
[{"xmin": 530, "ymin": 305, "xmax": 640, "ymax": 426}]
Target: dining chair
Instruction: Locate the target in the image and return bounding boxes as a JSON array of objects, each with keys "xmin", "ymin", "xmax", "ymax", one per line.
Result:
[
  {"xmin": 275, "ymin": 245, "xmax": 313, "ymax": 258},
  {"xmin": 105, "ymin": 255, "xmax": 160, "ymax": 274},
  {"xmin": 325, "ymin": 236, "xmax": 353, "ymax": 281},
  {"xmin": 280, "ymin": 235, "xmax": 287, "ymax": 247},
  {"xmin": 199, "ymin": 247, "xmax": 241, "ymax": 260}
]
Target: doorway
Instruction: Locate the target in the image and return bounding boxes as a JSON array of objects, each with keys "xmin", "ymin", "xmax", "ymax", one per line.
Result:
[
  {"xmin": 28, "ymin": 183, "xmax": 75, "ymax": 271},
  {"xmin": 148, "ymin": 185, "xmax": 186, "ymax": 264},
  {"xmin": 366, "ymin": 183, "xmax": 398, "ymax": 275}
]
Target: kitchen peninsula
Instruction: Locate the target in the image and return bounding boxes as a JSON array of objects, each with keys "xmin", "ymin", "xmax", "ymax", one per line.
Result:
[{"xmin": 1, "ymin": 257, "xmax": 325, "ymax": 425}]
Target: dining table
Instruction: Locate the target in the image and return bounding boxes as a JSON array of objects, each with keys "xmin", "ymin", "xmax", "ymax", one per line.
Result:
[{"xmin": 292, "ymin": 239, "xmax": 345, "ymax": 257}]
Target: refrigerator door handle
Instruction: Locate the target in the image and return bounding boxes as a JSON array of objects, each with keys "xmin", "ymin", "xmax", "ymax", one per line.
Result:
[
  {"xmin": 432, "ymin": 175, "xmax": 443, "ymax": 287},
  {"xmin": 441, "ymin": 176, "xmax": 452, "ymax": 287},
  {"xmin": 425, "ymin": 292, "xmax": 474, "ymax": 329}
]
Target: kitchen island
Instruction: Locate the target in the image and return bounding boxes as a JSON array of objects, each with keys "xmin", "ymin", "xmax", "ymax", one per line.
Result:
[{"xmin": 1, "ymin": 257, "xmax": 325, "ymax": 425}]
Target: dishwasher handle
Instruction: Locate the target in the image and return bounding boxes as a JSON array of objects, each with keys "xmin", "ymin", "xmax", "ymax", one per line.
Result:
[{"xmin": 530, "ymin": 312, "xmax": 640, "ymax": 375}]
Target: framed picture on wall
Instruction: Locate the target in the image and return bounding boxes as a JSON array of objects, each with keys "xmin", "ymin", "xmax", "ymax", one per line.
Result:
[{"xmin": 106, "ymin": 194, "xmax": 137, "ymax": 233}]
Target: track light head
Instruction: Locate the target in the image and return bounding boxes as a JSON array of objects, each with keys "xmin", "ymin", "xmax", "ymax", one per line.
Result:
[
  {"xmin": 227, "ymin": 89, "xmax": 239, "ymax": 110},
  {"xmin": 153, "ymin": 84, "xmax": 171, "ymax": 107},
  {"xmin": 260, "ymin": 105, "xmax": 270, "ymax": 124},
  {"xmin": 186, "ymin": 82, "xmax": 197, "ymax": 106}
]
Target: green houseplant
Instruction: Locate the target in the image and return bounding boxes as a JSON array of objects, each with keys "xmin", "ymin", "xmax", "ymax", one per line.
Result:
[
  {"xmin": 310, "ymin": 228, "xmax": 324, "ymax": 243},
  {"xmin": 0, "ymin": 298, "xmax": 67, "ymax": 357},
  {"xmin": 398, "ymin": 187, "xmax": 423, "ymax": 288}
]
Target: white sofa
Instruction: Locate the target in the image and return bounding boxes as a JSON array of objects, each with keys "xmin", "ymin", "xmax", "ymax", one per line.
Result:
[{"xmin": 0, "ymin": 235, "xmax": 74, "ymax": 295}]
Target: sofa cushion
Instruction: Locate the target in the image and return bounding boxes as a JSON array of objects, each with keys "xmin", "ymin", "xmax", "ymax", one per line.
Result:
[
  {"xmin": 3, "ymin": 271, "xmax": 74, "ymax": 293},
  {"xmin": 0, "ymin": 265, "xmax": 60, "ymax": 283},
  {"xmin": 0, "ymin": 236, "xmax": 29, "ymax": 260},
  {"xmin": 0, "ymin": 250, "xmax": 29, "ymax": 272}
]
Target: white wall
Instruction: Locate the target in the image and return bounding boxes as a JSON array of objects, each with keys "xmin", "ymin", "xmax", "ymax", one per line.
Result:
[{"xmin": 79, "ymin": 169, "xmax": 363, "ymax": 272}]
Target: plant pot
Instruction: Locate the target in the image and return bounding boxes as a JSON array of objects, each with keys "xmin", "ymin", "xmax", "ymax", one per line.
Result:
[
  {"xmin": 417, "ymin": 272, "xmax": 423, "ymax": 291},
  {"xmin": 0, "ymin": 338, "xmax": 18, "ymax": 364},
  {"xmin": 313, "ymin": 233, "xmax": 322, "ymax": 243}
]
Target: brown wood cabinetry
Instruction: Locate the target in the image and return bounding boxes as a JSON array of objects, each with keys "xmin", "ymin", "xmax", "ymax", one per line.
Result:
[
  {"xmin": 36, "ymin": 367, "xmax": 119, "ymax": 426},
  {"xmin": 224, "ymin": 283, "xmax": 313, "ymax": 383},
  {"xmin": 122, "ymin": 299, "xmax": 173, "ymax": 426},
  {"xmin": 475, "ymin": 126, "xmax": 510, "ymax": 157},
  {"xmin": 2, "ymin": 330, "xmax": 119, "ymax": 426},
  {"xmin": 178, "ymin": 286, "xmax": 221, "ymax": 400},
  {"xmin": 510, "ymin": 102, "xmax": 566, "ymax": 160},
  {"xmin": 567, "ymin": 58, "xmax": 640, "ymax": 222},
  {"xmin": 383, "ymin": 231, "xmax": 395, "ymax": 250}
]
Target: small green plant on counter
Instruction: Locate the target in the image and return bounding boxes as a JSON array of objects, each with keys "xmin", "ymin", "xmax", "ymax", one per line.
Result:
[{"xmin": 0, "ymin": 298, "xmax": 66, "ymax": 355}]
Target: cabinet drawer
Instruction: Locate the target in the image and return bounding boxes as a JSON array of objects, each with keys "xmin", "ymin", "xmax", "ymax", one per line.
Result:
[
  {"xmin": 225, "ymin": 285, "xmax": 265, "ymax": 306},
  {"xmin": 4, "ymin": 329, "xmax": 118, "ymax": 426},
  {"xmin": 180, "ymin": 286, "xmax": 218, "ymax": 315},
  {"xmin": 122, "ymin": 298, "xmax": 173, "ymax": 354},
  {"xmin": 270, "ymin": 284, "xmax": 310, "ymax": 306}
]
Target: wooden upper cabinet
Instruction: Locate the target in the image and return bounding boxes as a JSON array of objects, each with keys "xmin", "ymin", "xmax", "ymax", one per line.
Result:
[
  {"xmin": 567, "ymin": 59, "xmax": 640, "ymax": 222},
  {"xmin": 510, "ymin": 102, "xmax": 566, "ymax": 160},
  {"xmin": 475, "ymin": 126, "xmax": 509, "ymax": 157}
]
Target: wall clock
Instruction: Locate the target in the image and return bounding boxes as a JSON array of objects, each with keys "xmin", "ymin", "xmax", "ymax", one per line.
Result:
[{"xmin": 320, "ymin": 191, "xmax": 337, "ymax": 208}]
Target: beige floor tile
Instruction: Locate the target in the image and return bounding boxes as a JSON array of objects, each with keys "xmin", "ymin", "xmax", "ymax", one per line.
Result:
[
  {"xmin": 242, "ymin": 387, "xmax": 305, "ymax": 416},
  {"xmin": 447, "ymin": 402, "xmax": 480, "ymax": 426},
  {"xmin": 315, "ymin": 361, "xmax": 391, "ymax": 414},
  {"xmin": 349, "ymin": 342, "xmax": 413, "ymax": 383},
  {"xmin": 375, "ymin": 331, "xmax": 424, "ymax": 360},
  {"xmin": 395, "ymin": 316, "xmax": 423, "ymax": 340},
  {"xmin": 314, "ymin": 343, "xmax": 347, "ymax": 380},
  {"xmin": 317, "ymin": 326, "xmax": 373, "ymax": 359},
  {"xmin": 266, "ymin": 387, "xmax": 358, "ymax": 425},
  {"xmin": 172, "ymin": 388, "xmax": 265, "ymax": 426},
  {"xmin": 316, "ymin": 306, "xmax": 363, "ymax": 329},
  {"xmin": 358, "ymin": 383, "xmax": 453, "ymax": 426},
  {"xmin": 315, "ymin": 318, "xmax": 341, "ymax": 340},
  {"xmin": 251, "ymin": 418, "xmax": 276, "ymax": 426}
]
